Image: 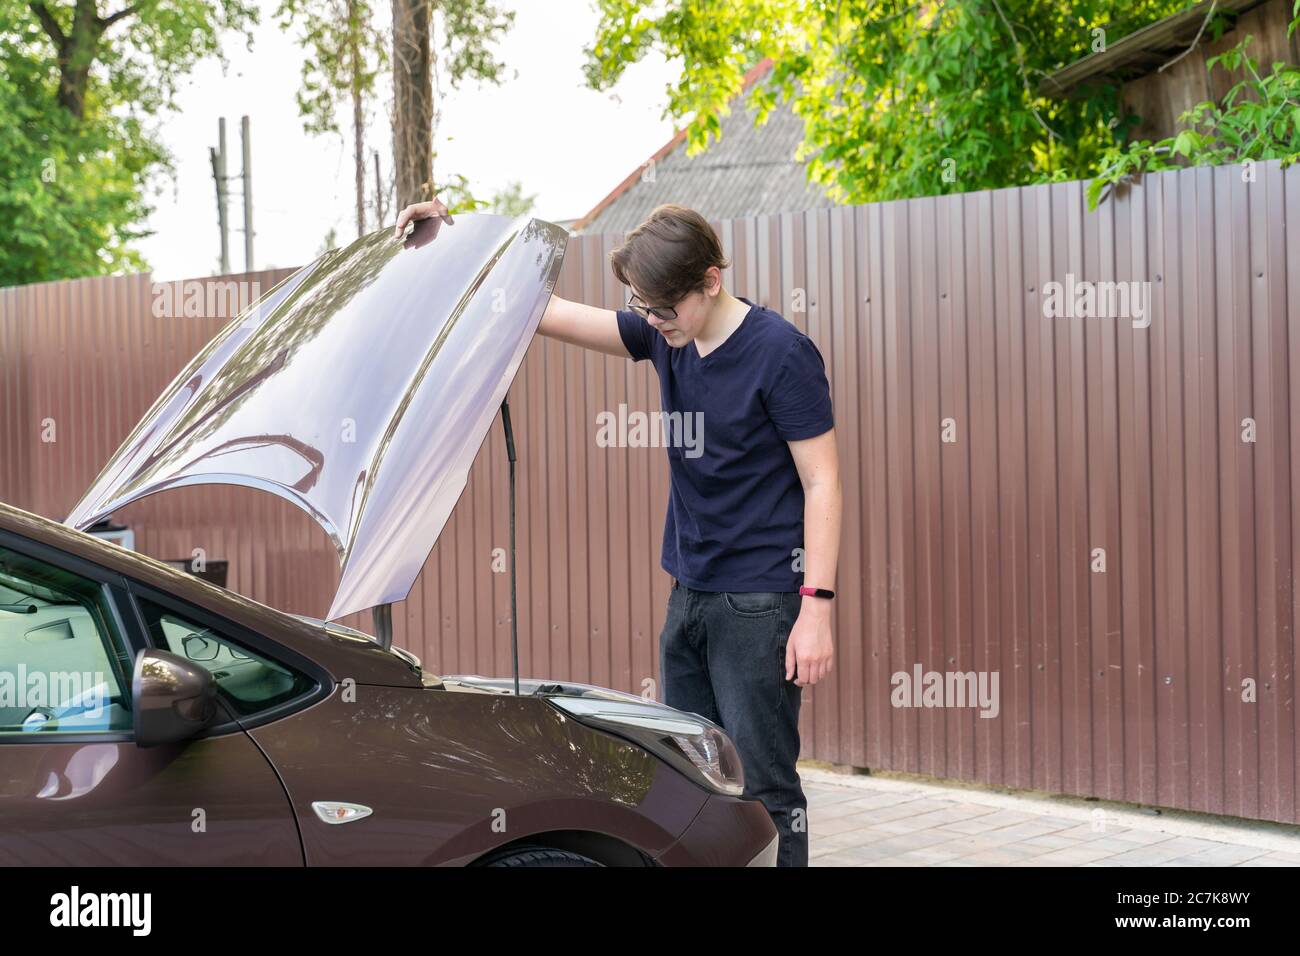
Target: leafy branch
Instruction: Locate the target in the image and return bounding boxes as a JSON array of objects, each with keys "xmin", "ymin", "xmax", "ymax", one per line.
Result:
[{"xmin": 1088, "ymin": 4, "xmax": 1300, "ymax": 208}]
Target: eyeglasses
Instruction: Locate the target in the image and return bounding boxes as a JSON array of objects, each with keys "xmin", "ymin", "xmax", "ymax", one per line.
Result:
[{"xmin": 626, "ymin": 294, "xmax": 677, "ymax": 322}]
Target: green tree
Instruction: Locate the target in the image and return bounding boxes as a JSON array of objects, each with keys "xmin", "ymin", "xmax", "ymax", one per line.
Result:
[
  {"xmin": 488, "ymin": 180, "xmax": 536, "ymax": 217},
  {"xmin": 429, "ymin": 167, "xmax": 485, "ymax": 214},
  {"xmin": 582, "ymin": 0, "xmax": 1191, "ymax": 205},
  {"xmin": 0, "ymin": 50, "xmax": 154, "ymax": 283},
  {"xmin": 278, "ymin": 0, "xmax": 386, "ymax": 237},
  {"xmin": 1089, "ymin": 4, "xmax": 1300, "ymax": 207},
  {"xmin": 0, "ymin": 0, "xmax": 257, "ymax": 285}
]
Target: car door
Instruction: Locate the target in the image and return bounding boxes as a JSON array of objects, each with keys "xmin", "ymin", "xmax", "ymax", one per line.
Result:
[{"xmin": 0, "ymin": 534, "xmax": 303, "ymax": 865}]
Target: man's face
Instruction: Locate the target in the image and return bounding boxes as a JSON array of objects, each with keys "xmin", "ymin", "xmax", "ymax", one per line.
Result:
[{"xmin": 629, "ymin": 275, "xmax": 717, "ymax": 348}]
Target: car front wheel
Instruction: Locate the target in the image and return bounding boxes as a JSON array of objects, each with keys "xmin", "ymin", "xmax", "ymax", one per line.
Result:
[{"xmin": 482, "ymin": 846, "xmax": 603, "ymax": 867}]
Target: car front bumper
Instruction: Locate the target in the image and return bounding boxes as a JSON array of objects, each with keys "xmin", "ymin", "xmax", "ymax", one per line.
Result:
[{"xmin": 654, "ymin": 792, "xmax": 779, "ymax": 867}]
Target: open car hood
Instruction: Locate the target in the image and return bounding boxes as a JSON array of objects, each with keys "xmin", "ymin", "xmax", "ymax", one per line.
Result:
[{"xmin": 66, "ymin": 215, "xmax": 567, "ymax": 620}]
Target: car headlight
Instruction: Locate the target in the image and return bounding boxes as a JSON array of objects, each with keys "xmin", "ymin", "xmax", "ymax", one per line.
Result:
[{"xmin": 546, "ymin": 696, "xmax": 745, "ymax": 796}]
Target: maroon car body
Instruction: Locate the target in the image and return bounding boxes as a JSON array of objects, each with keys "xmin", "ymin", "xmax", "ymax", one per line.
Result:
[{"xmin": 0, "ymin": 215, "xmax": 778, "ymax": 867}]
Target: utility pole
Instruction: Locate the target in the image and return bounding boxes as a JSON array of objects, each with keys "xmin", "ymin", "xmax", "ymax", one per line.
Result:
[
  {"xmin": 209, "ymin": 118, "xmax": 230, "ymax": 274},
  {"xmin": 350, "ymin": 0, "xmax": 364, "ymax": 238},
  {"xmin": 241, "ymin": 115, "xmax": 254, "ymax": 272},
  {"xmin": 373, "ymin": 150, "xmax": 386, "ymax": 226}
]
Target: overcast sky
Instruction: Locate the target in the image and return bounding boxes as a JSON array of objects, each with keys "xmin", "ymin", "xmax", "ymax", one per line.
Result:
[{"xmin": 136, "ymin": 0, "xmax": 681, "ymax": 280}]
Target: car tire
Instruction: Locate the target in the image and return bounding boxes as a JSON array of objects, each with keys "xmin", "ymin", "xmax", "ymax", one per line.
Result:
[{"xmin": 482, "ymin": 846, "xmax": 603, "ymax": 867}]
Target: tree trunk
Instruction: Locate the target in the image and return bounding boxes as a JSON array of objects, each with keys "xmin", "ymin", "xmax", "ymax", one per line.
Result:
[
  {"xmin": 31, "ymin": 0, "xmax": 114, "ymax": 120},
  {"xmin": 391, "ymin": 0, "xmax": 432, "ymax": 209}
]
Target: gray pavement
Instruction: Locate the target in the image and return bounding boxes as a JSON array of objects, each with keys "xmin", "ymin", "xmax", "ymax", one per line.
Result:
[{"xmin": 801, "ymin": 765, "xmax": 1300, "ymax": 867}]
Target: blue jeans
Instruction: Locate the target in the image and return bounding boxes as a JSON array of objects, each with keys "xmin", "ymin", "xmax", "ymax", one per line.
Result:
[{"xmin": 659, "ymin": 578, "xmax": 807, "ymax": 867}]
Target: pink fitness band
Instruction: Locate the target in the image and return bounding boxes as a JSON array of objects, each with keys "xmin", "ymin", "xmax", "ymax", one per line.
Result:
[{"xmin": 799, "ymin": 585, "xmax": 835, "ymax": 600}]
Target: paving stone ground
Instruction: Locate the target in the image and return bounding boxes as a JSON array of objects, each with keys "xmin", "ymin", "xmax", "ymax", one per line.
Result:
[{"xmin": 800, "ymin": 766, "xmax": 1300, "ymax": 867}]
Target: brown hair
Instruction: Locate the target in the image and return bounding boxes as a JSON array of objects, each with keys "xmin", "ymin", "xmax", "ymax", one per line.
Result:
[{"xmin": 609, "ymin": 204, "xmax": 730, "ymax": 307}]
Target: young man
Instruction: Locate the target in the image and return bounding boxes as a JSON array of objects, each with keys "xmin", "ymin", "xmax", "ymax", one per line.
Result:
[{"xmin": 395, "ymin": 199, "xmax": 842, "ymax": 867}]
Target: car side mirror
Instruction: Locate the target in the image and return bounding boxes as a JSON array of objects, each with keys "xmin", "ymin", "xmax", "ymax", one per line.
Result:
[{"xmin": 132, "ymin": 648, "xmax": 218, "ymax": 747}]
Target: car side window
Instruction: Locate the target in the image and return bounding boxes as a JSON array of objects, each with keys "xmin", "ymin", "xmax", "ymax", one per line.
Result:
[
  {"xmin": 135, "ymin": 599, "xmax": 312, "ymax": 717},
  {"xmin": 0, "ymin": 545, "xmax": 133, "ymax": 736}
]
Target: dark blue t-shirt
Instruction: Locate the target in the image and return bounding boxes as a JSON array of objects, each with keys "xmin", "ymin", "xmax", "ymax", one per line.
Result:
[{"xmin": 615, "ymin": 296, "xmax": 834, "ymax": 592}]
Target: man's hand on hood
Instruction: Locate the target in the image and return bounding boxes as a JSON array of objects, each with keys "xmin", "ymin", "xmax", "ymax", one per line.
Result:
[{"xmin": 394, "ymin": 197, "xmax": 453, "ymax": 238}]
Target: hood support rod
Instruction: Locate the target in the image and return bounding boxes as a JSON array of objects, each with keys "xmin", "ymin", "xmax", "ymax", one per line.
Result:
[
  {"xmin": 501, "ymin": 398, "xmax": 520, "ymax": 695},
  {"xmin": 372, "ymin": 602, "xmax": 393, "ymax": 651},
  {"xmin": 368, "ymin": 400, "xmax": 516, "ymax": 666}
]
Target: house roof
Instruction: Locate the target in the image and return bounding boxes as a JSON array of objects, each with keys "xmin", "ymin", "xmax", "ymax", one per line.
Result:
[
  {"xmin": 572, "ymin": 58, "xmax": 836, "ymax": 234},
  {"xmin": 1039, "ymin": 0, "xmax": 1268, "ymax": 97}
]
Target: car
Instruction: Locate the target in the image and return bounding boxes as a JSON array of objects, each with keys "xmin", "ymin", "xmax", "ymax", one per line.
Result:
[{"xmin": 0, "ymin": 213, "xmax": 778, "ymax": 867}]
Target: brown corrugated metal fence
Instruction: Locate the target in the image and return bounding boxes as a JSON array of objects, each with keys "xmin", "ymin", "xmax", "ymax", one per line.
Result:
[{"xmin": 1, "ymin": 161, "xmax": 1296, "ymax": 823}]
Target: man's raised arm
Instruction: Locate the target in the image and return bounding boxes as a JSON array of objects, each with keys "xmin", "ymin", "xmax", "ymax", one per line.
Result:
[{"xmin": 538, "ymin": 295, "xmax": 628, "ymax": 357}]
